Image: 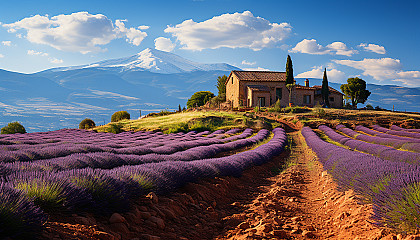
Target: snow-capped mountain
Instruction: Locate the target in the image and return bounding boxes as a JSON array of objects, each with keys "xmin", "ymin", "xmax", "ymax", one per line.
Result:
[
  {"xmin": 46, "ymin": 48, "xmax": 240, "ymax": 74},
  {"xmin": 1, "ymin": 48, "xmax": 419, "ymax": 133}
]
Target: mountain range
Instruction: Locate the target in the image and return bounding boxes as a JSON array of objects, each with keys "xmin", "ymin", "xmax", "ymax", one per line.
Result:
[{"xmin": 0, "ymin": 48, "xmax": 418, "ymax": 132}]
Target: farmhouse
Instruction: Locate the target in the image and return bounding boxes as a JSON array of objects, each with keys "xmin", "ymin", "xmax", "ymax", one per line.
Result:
[{"xmin": 225, "ymin": 70, "xmax": 343, "ymax": 108}]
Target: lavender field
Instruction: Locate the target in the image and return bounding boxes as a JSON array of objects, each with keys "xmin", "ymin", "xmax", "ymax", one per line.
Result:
[
  {"xmin": 0, "ymin": 127, "xmax": 287, "ymax": 238},
  {"xmin": 303, "ymin": 125, "xmax": 420, "ymax": 232}
]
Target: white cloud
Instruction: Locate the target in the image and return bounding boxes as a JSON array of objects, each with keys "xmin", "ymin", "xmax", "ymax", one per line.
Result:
[
  {"xmin": 0, "ymin": 54, "xmax": 4, "ymax": 58},
  {"xmin": 2, "ymin": 41, "xmax": 11, "ymax": 46},
  {"xmin": 296, "ymin": 66, "xmax": 346, "ymax": 83},
  {"xmin": 164, "ymin": 11, "xmax": 292, "ymax": 51},
  {"xmin": 154, "ymin": 37, "xmax": 176, "ymax": 52},
  {"xmin": 138, "ymin": 25, "xmax": 150, "ymax": 30},
  {"xmin": 27, "ymin": 50, "xmax": 48, "ymax": 56},
  {"xmin": 359, "ymin": 43, "xmax": 386, "ymax": 54},
  {"xmin": 3, "ymin": 12, "xmax": 148, "ymax": 53},
  {"xmin": 49, "ymin": 58, "xmax": 63, "ymax": 64},
  {"xmin": 243, "ymin": 67, "xmax": 270, "ymax": 71},
  {"xmin": 326, "ymin": 42, "xmax": 358, "ymax": 56},
  {"xmin": 333, "ymin": 58, "xmax": 420, "ymax": 86},
  {"xmin": 27, "ymin": 50, "xmax": 63, "ymax": 64},
  {"xmin": 290, "ymin": 39, "xmax": 357, "ymax": 56},
  {"xmin": 114, "ymin": 20, "xmax": 147, "ymax": 46},
  {"xmin": 290, "ymin": 39, "xmax": 329, "ymax": 55},
  {"xmin": 241, "ymin": 60, "xmax": 256, "ymax": 66}
]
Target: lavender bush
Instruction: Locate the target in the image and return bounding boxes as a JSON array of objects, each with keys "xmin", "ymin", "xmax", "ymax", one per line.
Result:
[
  {"xmin": 319, "ymin": 125, "xmax": 420, "ymax": 165},
  {"xmin": 302, "ymin": 127, "xmax": 420, "ymax": 232}
]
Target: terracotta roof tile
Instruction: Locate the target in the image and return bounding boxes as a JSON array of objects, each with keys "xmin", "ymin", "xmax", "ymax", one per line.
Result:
[
  {"xmin": 313, "ymin": 85, "xmax": 344, "ymax": 95},
  {"xmin": 295, "ymin": 85, "xmax": 315, "ymax": 90},
  {"xmin": 232, "ymin": 70, "xmax": 286, "ymax": 82}
]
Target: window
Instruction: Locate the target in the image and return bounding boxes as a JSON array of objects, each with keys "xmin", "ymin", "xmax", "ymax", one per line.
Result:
[
  {"xmin": 276, "ymin": 88, "xmax": 282, "ymax": 100},
  {"xmin": 258, "ymin": 97, "xmax": 266, "ymax": 107},
  {"xmin": 329, "ymin": 97, "xmax": 334, "ymax": 102},
  {"xmin": 303, "ymin": 95, "xmax": 311, "ymax": 104},
  {"xmin": 231, "ymin": 77, "xmax": 234, "ymax": 84}
]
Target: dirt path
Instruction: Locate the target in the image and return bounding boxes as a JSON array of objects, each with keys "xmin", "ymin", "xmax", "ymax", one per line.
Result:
[
  {"xmin": 215, "ymin": 131, "xmax": 390, "ymax": 240},
  {"xmin": 43, "ymin": 129, "xmax": 404, "ymax": 240}
]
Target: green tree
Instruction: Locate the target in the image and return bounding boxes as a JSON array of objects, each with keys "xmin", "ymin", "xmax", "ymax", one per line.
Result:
[
  {"xmin": 285, "ymin": 55, "xmax": 295, "ymax": 106},
  {"xmin": 178, "ymin": 104, "xmax": 182, "ymax": 112},
  {"xmin": 79, "ymin": 118, "xmax": 96, "ymax": 129},
  {"xmin": 216, "ymin": 75, "xmax": 227, "ymax": 101},
  {"xmin": 1, "ymin": 122, "xmax": 26, "ymax": 134},
  {"xmin": 321, "ymin": 68, "xmax": 330, "ymax": 107},
  {"xmin": 340, "ymin": 77, "xmax": 371, "ymax": 109},
  {"xmin": 187, "ymin": 91, "xmax": 215, "ymax": 109},
  {"xmin": 111, "ymin": 111, "xmax": 130, "ymax": 122}
]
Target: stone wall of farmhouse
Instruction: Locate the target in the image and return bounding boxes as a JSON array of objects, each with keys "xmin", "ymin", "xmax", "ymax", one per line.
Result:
[
  {"xmin": 226, "ymin": 74, "xmax": 240, "ymax": 107},
  {"xmin": 227, "ymin": 80, "xmax": 289, "ymax": 108},
  {"xmin": 328, "ymin": 93, "xmax": 343, "ymax": 108},
  {"xmin": 295, "ymin": 89, "xmax": 314, "ymax": 107},
  {"xmin": 247, "ymin": 89, "xmax": 271, "ymax": 107},
  {"xmin": 226, "ymin": 72, "xmax": 343, "ymax": 108}
]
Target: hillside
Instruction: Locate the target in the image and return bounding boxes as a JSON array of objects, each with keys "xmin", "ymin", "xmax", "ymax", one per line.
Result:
[
  {"xmin": 0, "ymin": 50, "xmax": 419, "ymax": 132},
  {"xmin": 295, "ymin": 78, "xmax": 420, "ymax": 113},
  {"xmin": 0, "ymin": 49, "xmax": 240, "ymax": 132},
  {"xmin": 27, "ymin": 109, "xmax": 419, "ymax": 240}
]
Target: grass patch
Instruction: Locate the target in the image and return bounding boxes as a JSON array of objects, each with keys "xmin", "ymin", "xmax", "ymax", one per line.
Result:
[
  {"xmin": 281, "ymin": 133, "xmax": 298, "ymax": 171},
  {"xmin": 95, "ymin": 111, "xmax": 255, "ymax": 133},
  {"xmin": 313, "ymin": 129, "xmax": 350, "ymax": 149}
]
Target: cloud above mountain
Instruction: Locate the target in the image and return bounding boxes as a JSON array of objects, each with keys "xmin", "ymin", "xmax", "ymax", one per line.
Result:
[
  {"xmin": 290, "ymin": 39, "xmax": 358, "ymax": 56},
  {"xmin": 154, "ymin": 37, "xmax": 175, "ymax": 52},
  {"xmin": 296, "ymin": 66, "xmax": 346, "ymax": 83},
  {"xmin": 165, "ymin": 11, "xmax": 292, "ymax": 51},
  {"xmin": 333, "ymin": 58, "xmax": 420, "ymax": 86},
  {"xmin": 2, "ymin": 12, "xmax": 148, "ymax": 53}
]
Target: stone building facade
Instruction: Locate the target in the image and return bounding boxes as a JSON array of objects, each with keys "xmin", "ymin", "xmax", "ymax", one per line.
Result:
[{"xmin": 225, "ymin": 70, "xmax": 343, "ymax": 108}]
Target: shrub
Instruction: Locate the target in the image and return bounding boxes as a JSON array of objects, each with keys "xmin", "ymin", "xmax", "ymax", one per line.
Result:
[
  {"xmin": 111, "ymin": 111, "xmax": 130, "ymax": 122},
  {"xmin": 79, "ymin": 118, "xmax": 96, "ymax": 129},
  {"xmin": 1, "ymin": 122, "xmax": 26, "ymax": 134},
  {"xmin": 283, "ymin": 106, "xmax": 310, "ymax": 113},
  {"xmin": 366, "ymin": 104, "xmax": 374, "ymax": 110},
  {"xmin": 313, "ymin": 104, "xmax": 327, "ymax": 118},
  {"xmin": 187, "ymin": 91, "xmax": 215, "ymax": 109},
  {"xmin": 108, "ymin": 123, "xmax": 123, "ymax": 134}
]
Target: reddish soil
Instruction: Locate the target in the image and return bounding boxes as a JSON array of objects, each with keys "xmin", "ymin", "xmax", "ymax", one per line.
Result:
[{"xmin": 41, "ymin": 120, "xmax": 420, "ymax": 240}]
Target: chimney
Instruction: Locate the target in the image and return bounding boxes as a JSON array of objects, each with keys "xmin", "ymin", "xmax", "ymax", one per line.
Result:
[{"xmin": 305, "ymin": 79, "xmax": 309, "ymax": 87}]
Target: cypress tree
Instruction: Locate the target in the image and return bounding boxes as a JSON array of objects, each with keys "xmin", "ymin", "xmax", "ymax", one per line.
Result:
[
  {"xmin": 321, "ymin": 68, "xmax": 330, "ymax": 107},
  {"xmin": 285, "ymin": 55, "xmax": 294, "ymax": 85},
  {"xmin": 285, "ymin": 55, "xmax": 295, "ymax": 106}
]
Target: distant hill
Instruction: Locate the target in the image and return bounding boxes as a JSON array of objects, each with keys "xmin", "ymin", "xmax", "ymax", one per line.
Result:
[
  {"xmin": 295, "ymin": 78, "xmax": 420, "ymax": 112},
  {"xmin": 0, "ymin": 50, "xmax": 418, "ymax": 132},
  {"xmin": 1, "ymin": 49, "xmax": 239, "ymax": 132}
]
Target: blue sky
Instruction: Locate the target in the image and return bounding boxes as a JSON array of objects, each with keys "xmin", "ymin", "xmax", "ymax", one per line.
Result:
[{"xmin": 0, "ymin": 0, "xmax": 419, "ymax": 87}]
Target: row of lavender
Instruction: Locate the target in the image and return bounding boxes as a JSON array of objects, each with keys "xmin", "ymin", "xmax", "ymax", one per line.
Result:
[
  {"xmin": 302, "ymin": 127, "xmax": 420, "ymax": 232},
  {"xmin": 0, "ymin": 128, "xmax": 287, "ymax": 238},
  {"xmin": 338, "ymin": 125, "xmax": 420, "ymax": 152},
  {"xmin": 0, "ymin": 129, "xmax": 269, "ymax": 175},
  {"xmin": 319, "ymin": 125, "xmax": 420, "ymax": 165},
  {"xmin": 0, "ymin": 129, "xmax": 251, "ymax": 163},
  {"xmin": 0, "ymin": 128, "xmax": 238, "ymax": 149}
]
